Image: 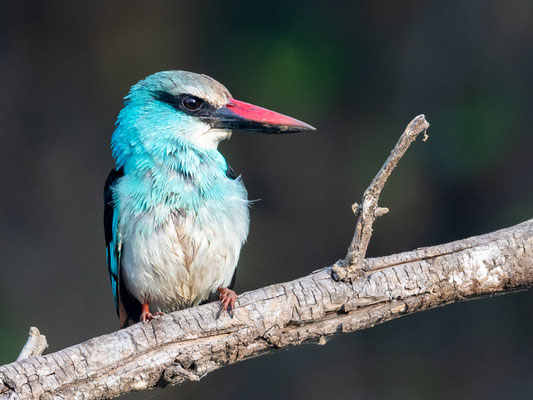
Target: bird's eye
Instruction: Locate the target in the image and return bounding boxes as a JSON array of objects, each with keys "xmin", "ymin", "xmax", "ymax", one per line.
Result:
[{"xmin": 182, "ymin": 96, "xmax": 203, "ymax": 111}]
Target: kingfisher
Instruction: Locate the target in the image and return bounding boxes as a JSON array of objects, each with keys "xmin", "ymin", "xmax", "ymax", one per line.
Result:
[{"xmin": 104, "ymin": 70, "xmax": 314, "ymax": 328}]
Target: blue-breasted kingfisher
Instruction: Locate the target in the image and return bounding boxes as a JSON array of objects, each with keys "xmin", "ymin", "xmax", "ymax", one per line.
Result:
[{"xmin": 104, "ymin": 70, "xmax": 315, "ymax": 328}]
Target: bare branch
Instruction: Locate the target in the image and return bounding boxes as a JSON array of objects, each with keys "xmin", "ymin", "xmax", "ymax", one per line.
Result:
[
  {"xmin": 16, "ymin": 327, "xmax": 48, "ymax": 361},
  {"xmin": 332, "ymin": 114, "xmax": 429, "ymax": 281}
]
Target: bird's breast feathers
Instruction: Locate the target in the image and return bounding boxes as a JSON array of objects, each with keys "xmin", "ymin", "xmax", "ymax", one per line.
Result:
[{"xmin": 118, "ymin": 180, "xmax": 249, "ymax": 312}]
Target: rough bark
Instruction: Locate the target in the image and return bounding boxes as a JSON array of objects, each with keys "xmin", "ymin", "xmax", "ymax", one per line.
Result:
[
  {"xmin": 1, "ymin": 220, "xmax": 532, "ymax": 399},
  {"xmin": 1, "ymin": 115, "xmax": 531, "ymax": 399}
]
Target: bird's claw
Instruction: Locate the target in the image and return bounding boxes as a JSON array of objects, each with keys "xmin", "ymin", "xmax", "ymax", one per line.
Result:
[
  {"xmin": 140, "ymin": 306, "xmax": 165, "ymax": 323},
  {"xmin": 216, "ymin": 287, "xmax": 236, "ymax": 319}
]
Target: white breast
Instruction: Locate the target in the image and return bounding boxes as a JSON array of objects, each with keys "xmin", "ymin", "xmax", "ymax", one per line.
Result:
[{"xmin": 121, "ymin": 199, "xmax": 249, "ymax": 313}]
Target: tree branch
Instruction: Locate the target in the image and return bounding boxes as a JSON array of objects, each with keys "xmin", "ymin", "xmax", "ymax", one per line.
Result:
[
  {"xmin": 16, "ymin": 328, "xmax": 48, "ymax": 362},
  {"xmin": 1, "ymin": 116, "xmax": 531, "ymax": 400},
  {"xmin": 332, "ymin": 114, "xmax": 429, "ymax": 280}
]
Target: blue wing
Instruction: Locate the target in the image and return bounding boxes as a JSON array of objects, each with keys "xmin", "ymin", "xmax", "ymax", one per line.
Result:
[{"xmin": 104, "ymin": 168, "xmax": 140, "ymax": 327}]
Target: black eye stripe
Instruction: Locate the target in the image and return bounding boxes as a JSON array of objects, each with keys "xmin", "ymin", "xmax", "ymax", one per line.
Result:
[
  {"xmin": 153, "ymin": 90, "xmax": 182, "ymax": 108},
  {"xmin": 152, "ymin": 91, "xmax": 218, "ymax": 119}
]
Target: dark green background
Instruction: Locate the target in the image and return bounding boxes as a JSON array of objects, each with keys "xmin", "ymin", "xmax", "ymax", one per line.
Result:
[{"xmin": 1, "ymin": 1, "xmax": 533, "ymax": 399}]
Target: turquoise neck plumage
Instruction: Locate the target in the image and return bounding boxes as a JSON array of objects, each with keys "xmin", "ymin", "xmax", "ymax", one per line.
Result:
[
  {"xmin": 115, "ymin": 143, "xmax": 232, "ymax": 225},
  {"xmin": 116, "ymin": 144, "xmax": 231, "ymax": 211},
  {"xmin": 111, "ymin": 96, "xmax": 236, "ymax": 216}
]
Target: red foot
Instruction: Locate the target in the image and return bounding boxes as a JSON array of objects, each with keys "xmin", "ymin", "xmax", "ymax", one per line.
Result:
[
  {"xmin": 217, "ymin": 287, "xmax": 237, "ymax": 318},
  {"xmin": 140, "ymin": 303, "xmax": 165, "ymax": 323}
]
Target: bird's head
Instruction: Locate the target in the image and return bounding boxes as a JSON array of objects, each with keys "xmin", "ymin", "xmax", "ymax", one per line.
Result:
[{"xmin": 112, "ymin": 70, "xmax": 315, "ymax": 168}]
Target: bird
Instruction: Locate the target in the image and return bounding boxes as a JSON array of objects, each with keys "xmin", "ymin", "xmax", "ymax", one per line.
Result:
[{"xmin": 104, "ymin": 70, "xmax": 315, "ymax": 328}]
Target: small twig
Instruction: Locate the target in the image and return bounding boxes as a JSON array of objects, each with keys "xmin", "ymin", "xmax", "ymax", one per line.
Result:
[
  {"xmin": 332, "ymin": 115, "xmax": 430, "ymax": 281},
  {"xmin": 16, "ymin": 327, "xmax": 48, "ymax": 361}
]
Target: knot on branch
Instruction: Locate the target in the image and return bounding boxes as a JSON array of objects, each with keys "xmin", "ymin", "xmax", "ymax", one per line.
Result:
[
  {"xmin": 0, "ymin": 376, "xmax": 16, "ymax": 395},
  {"xmin": 331, "ymin": 259, "xmax": 368, "ymax": 282},
  {"xmin": 161, "ymin": 361, "xmax": 201, "ymax": 386}
]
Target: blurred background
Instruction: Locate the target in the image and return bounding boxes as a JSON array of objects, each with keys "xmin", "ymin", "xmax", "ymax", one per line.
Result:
[{"xmin": 1, "ymin": 1, "xmax": 533, "ymax": 399}]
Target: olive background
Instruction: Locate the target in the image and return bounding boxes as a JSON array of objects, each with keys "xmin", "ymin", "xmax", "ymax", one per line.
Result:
[{"xmin": 1, "ymin": 1, "xmax": 533, "ymax": 399}]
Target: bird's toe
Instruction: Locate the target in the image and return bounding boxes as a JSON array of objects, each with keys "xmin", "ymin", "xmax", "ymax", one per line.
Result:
[
  {"xmin": 217, "ymin": 288, "xmax": 237, "ymax": 319},
  {"xmin": 216, "ymin": 287, "xmax": 237, "ymax": 319},
  {"xmin": 140, "ymin": 311, "xmax": 153, "ymax": 323}
]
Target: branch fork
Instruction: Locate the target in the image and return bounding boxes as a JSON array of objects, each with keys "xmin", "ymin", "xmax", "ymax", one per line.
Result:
[{"xmin": 331, "ymin": 114, "xmax": 430, "ymax": 282}]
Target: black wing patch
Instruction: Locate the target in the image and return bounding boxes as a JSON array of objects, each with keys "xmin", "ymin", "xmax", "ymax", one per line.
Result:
[
  {"xmin": 104, "ymin": 167, "xmax": 141, "ymax": 327},
  {"xmin": 104, "ymin": 167, "xmax": 123, "ymax": 252},
  {"xmin": 104, "ymin": 167, "xmax": 123, "ymax": 316},
  {"xmin": 226, "ymin": 164, "xmax": 237, "ymax": 180}
]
